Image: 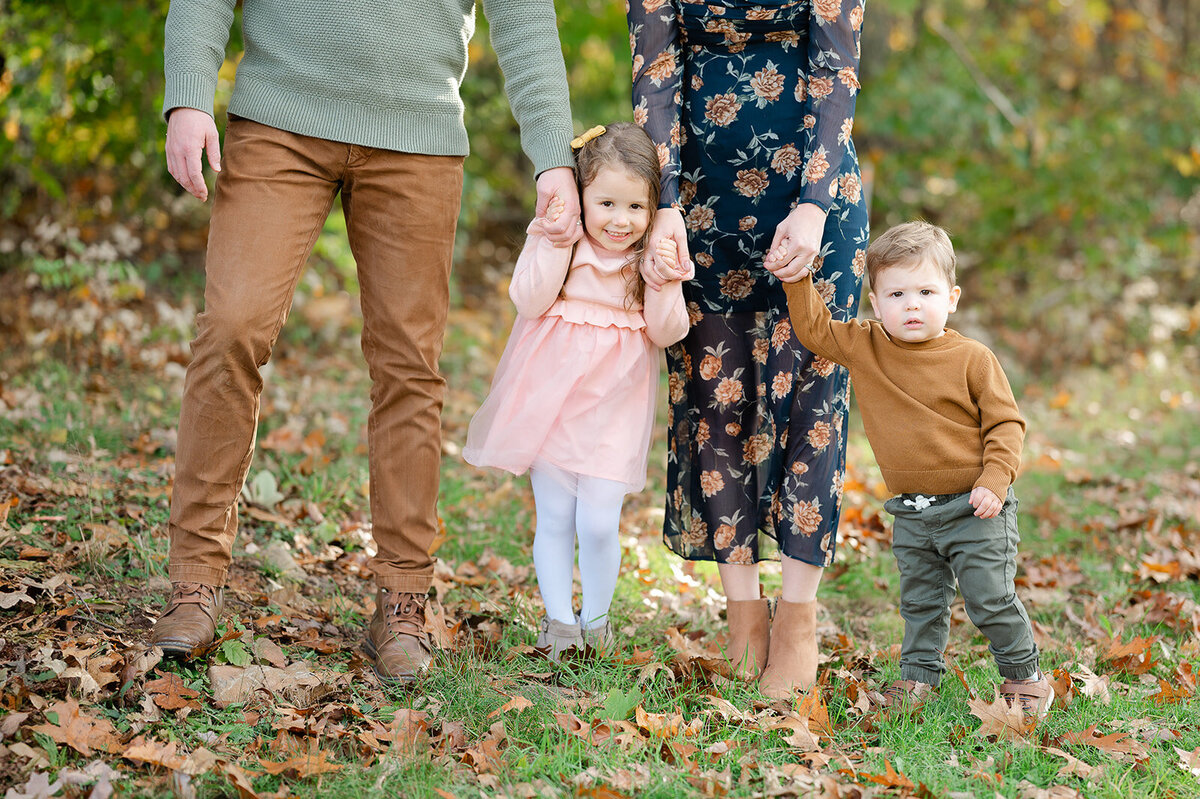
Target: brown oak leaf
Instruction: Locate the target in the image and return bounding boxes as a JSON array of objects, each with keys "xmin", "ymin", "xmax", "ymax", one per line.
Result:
[
  {"xmin": 1042, "ymin": 746, "xmax": 1103, "ymax": 780},
  {"xmin": 1060, "ymin": 725, "xmax": 1150, "ymax": 762},
  {"xmin": 968, "ymin": 690, "xmax": 1031, "ymax": 741},
  {"xmin": 863, "ymin": 759, "xmax": 916, "ymax": 790},
  {"xmin": 145, "ymin": 672, "xmax": 202, "ymax": 711},
  {"xmin": 1149, "ymin": 677, "xmax": 1192, "ymax": 704},
  {"xmin": 258, "ymin": 745, "xmax": 343, "ymax": 778},
  {"xmin": 1102, "ymin": 636, "xmax": 1157, "ymax": 675},
  {"xmin": 28, "ymin": 698, "xmax": 120, "ymax": 757}
]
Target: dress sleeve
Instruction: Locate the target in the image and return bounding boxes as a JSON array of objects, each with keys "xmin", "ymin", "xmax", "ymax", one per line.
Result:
[
  {"xmin": 797, "ymin": 0, "xmax": 865, "ymax": 209},
  {"xmin": 508, "ymin": 222, "xmax": 575, "ymax": 320},
  {"xmin": 642, "ymin": 280, "xmax": 690, "ymax": 347},
  {"xmin": 628, "ymin": 1, "xmax": 684, "ymax": 208}
]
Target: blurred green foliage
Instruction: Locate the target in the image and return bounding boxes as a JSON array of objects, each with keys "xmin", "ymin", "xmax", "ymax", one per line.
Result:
[{"xmin": 1, "ymin": 0, "xmax": 1197, "ymax": 369}]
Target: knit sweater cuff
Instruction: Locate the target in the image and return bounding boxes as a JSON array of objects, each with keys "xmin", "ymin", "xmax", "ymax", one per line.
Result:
[
  {"xmin": 973, "ymin": 469, "xmax": 1012, "ymax": 502},
  {"xmin": 524, "ymin": 129, "xmax": 575, "ymax": 177},
  {"xmin": 163, "ymin": 71, "xmax": 219, "ymax": 121}
]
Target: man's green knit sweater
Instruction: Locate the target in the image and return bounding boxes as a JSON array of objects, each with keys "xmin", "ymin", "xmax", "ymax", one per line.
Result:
[{"xmin": 163, "ymin": 0, "xmax": 574, "ymax": 175}]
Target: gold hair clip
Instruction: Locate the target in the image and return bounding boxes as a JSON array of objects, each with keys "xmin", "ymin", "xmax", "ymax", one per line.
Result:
[{"xmin": 570, "ymin": 125, "xmax": 607, "ymax": 151}]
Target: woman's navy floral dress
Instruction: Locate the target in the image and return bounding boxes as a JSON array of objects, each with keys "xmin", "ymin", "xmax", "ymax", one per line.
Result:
[{"xmin": 629, "ymin": 0, "xmax": 869, "ymax": 567}]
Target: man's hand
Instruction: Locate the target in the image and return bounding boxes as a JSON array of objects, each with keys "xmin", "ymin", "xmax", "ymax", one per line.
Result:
[
  {"xmin": 642, "ymin": 207, "xmax": 691, "ymax": 290},
  {"xmin": 763, "ymin": 202, "xmax": 827, "ymax": 283},
  {"xmin": 165, "ymin": 108, "xmax": 222, "ymax": 202},
  {"xmin": 969, "ymin": 486, "xmax": 1003, "ymax": 519},
  {"xmin": 535, "ymin": 167, "xmax": 581, "ymax": 245}
]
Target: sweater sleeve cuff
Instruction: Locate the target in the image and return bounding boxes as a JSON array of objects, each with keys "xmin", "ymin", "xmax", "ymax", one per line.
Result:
[
  {"xmin": 524, "ymin": 130, "xmax": 576, "ymax": 177},
  {"xmin": 973, "ymin": 470, "xmax": 1012, "ymax": 501},
  {"xmin": 163, "ymin": 71, "xmax": 220, "ymax": 121}
]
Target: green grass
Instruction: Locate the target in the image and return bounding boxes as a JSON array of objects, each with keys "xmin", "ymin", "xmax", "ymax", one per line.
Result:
[{"xmin": 1, "ymin": 278, "xmax": 1199, "ymax": 798}]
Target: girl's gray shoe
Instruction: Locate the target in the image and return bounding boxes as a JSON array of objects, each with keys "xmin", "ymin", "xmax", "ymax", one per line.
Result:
[
  {"xmin": 581, "ymin": 618, "xmax": 614, "ymax": 655},
  {"xmin": 535, "ymin": 616, "xmax": 582, "ymax": 662}
]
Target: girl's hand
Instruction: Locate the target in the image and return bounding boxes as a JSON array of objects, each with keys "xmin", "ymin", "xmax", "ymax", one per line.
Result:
[
  {"xmin": 764, "ymin": 202, "xmax": 827, "ymax": 283},
  {"xmin": 655, "ymin": 238, "xmax": 677, "ymax": 271},
  {"xmin": 969, "ymin": 486, "xmax": 1003, "ymax": 519},
  {"xmin": 544, "ymin": 196, "xmax": 566, "ymax": 223},
  {"xmin": 536, "ymin": 167, "xmax": 582, "ymax": 245},
  {"xmin": 656, "ymin": 238, "xmax": 694, "ymax": 281},
  {"xmin": 642, "ymin": 207, "xmax": 691, "ymax": 290}
]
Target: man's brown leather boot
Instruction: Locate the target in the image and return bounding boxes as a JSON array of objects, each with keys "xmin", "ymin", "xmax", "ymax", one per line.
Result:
[
  {"xmin": 150, "ymin": 582, "xmax": 224, "ymax": 657},
  {"xmin": 365, "ymin": 588, "xmax": 432, "ymax": 683}
]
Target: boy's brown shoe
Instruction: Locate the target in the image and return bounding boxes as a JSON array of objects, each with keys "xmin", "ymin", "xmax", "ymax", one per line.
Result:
[
  {"xmin": 150, "ymin": 582, "xmax": 224, "ymax": 657},
  {"xmin": 1000, "ymin": 675, "xmax": 1054, "ymax": 723},
  {"xmin": 365, "ymin": 588, "xmax": 431, "ymax": 683},
  {"xmin": 881, "ymin": 679, "xmax": 936, "ymax": 709}
]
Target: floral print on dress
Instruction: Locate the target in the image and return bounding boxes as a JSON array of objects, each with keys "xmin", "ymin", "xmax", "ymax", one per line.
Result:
[{"xmin": 630, "ymin": 0, "xmax": 869, "ymax": 567}]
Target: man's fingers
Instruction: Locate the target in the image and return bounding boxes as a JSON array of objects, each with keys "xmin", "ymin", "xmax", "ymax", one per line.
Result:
[
  {"xmin": 184, "ymin": 149, "xmax": 207, "ymax": 200},
  {"xmin": 205, "ymin": 128, "xmax": 222, "ymax": 172}
]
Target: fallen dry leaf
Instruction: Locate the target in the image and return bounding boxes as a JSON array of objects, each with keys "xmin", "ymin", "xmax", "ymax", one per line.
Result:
[
  {"xmin": 1070, "ymin": 664, "xmax": 1111, "ymax": 704},
  {"xmin": 634, "ymin": 705, "xmax": 701, "ymax": 739},
  {"xmin": 208, "ymin": 662, "xmax": 345, "ymax": 708},
  {"xmin": 258, "ymin": 744, "xmax": 343, "ymax": 778},
  {"xmin": 1016, "ymin": 780, "xmax": 1086, "ymax": 799},
  {"xmin": 488, "ymin": 694, "xmax": 533, "ymax": 719},
  {"xmin": 1042, "ymin": 746, "xmax": 1103, "ymax": 781},
  {"xmin": 794, "ymin": 689, "xmax": 833, "ymax": 738},
  {"xmin": 1060, "ymin": 725, "xmax": 1150, "ymax": 762},
  {"xmin": 1176, "ymin": 747, "xmax": 1200, "ymax": 780},
  {"xmin": 968, "ymin": 691, "xmax": 1032, "ymax": 741},
  {"xmin": 28, "ymin": 697, "xmax": 120, "ymax": 757},
  {"xmin": 145, "ymin": 672, "xmax": 202, "ymax": 711},
  {"xmin": 862, "ymin": 759, "xmax": 915, "ymax": 790},
  {"xmin": 1149, "ymin": 677, "xmax": 1192, "ymax": 704},
  {"xmin": 765, "ymin": 715, "xmax": 822, "ymax": 752},
  {"xmin": 1103, "ymin": 635, "xmax": 1158, "ymax": 675}
]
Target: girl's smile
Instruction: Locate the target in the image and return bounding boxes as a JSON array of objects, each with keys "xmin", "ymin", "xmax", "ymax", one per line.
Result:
[{"xmin": 581, "ymin": 166, "xmax": 652, "ymax": 253}]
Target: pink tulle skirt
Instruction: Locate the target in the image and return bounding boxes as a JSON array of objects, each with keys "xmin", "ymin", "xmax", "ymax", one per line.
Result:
[{"xmin": 463, "ymin": 313, "xmax": 659, "ymax": 494}]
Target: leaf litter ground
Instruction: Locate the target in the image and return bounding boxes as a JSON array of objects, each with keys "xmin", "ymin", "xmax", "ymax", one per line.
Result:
[{"xmin": 0, "ymin": 274, "xmax": 1199, "ymax": 798}]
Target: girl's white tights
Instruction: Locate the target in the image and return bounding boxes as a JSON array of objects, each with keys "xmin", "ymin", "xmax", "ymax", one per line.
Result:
[{"xmin": 529, "ymin": 467, "xmax": 626, "ymax": 629}]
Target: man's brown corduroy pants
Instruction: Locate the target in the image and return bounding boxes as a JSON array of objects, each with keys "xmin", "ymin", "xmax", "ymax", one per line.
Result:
[{"xmin": 167, "ymin": 117, "xmax": 463, "ymax": 594}]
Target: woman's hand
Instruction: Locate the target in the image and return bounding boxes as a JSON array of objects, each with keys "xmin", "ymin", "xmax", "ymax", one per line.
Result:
[
  {"xmin": 763, "ymin": 202, "xmax": 828, "ymax": 283},
  {"xmin": 642, "ymin": 207, "xmax": 692, "ymax": 290}
]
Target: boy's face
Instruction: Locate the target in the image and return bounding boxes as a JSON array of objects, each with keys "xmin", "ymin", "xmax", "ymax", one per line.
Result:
[{"xmin": 868, "ymin": 258, "xmax": 961, "ymax": 343}]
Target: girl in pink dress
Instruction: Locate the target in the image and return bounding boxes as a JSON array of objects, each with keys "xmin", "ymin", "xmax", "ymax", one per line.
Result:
[{"xmin": 464, "ymin": 123, "xmax": 691, "ymax": 659}]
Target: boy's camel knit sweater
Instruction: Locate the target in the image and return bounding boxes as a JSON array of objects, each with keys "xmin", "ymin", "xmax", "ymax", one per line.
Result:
[{"xmin": 784, "ymin": 275, "xmax": 1025, "ymax": 499}]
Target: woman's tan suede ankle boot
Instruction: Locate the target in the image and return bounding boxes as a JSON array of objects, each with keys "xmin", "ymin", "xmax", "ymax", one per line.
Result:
[
  {"xmin": 724, "ymin": 597, "xmax": 770, "ymax": 680},
  {"xmin": 759, "ymin": 599, "xmax": 818, "ymax": 698}
]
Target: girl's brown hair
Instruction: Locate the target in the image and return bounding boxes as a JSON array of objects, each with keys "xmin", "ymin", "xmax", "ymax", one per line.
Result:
[{"xmin": 573, "ymin": 122, "xmax": 661, "ymax": 307}]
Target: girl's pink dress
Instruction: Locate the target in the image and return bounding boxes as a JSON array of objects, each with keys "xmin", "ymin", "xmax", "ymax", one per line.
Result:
[{"xmin": 463, "ymin": 222, "xmax": 689, "ymax": 493}]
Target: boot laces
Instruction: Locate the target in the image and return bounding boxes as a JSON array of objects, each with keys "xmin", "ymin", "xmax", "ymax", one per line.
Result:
[
  {"xmin": 383, "ymin": 591, "xmax": 425, "ymax": 637},
  {"xmin": 170, "ymin": 581, "xmax": 217, "ymax": 605}
]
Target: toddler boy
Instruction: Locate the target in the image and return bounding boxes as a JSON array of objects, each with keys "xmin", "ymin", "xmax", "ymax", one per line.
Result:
[{"xmin": 780, "ymin": 221, "xmax": 1052, "ymax": 720}]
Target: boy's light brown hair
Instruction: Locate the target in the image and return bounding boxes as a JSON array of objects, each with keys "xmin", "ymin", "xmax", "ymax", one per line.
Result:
[{"xmin": 866, "ymin": 221, "xmax": 956, "ymax": 289}]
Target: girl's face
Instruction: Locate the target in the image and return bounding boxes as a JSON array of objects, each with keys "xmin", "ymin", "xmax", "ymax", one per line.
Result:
[{"xmin": 581, "ymin": 165, "xmax": 652, "ymax": 253}]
